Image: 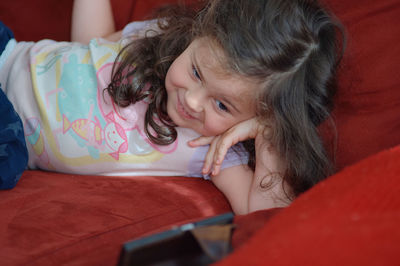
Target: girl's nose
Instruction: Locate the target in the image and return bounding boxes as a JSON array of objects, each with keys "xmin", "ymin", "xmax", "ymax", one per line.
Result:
[{"xmin": 185, "ymin": 88, "xmax": 205, "ymax": 113}]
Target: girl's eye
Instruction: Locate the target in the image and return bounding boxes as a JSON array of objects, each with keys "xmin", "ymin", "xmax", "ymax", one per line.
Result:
[
  {"xmin": 192, "ymin": 66, "xmax": 201, "ymax": 80},
  {"xmin": 216, "ymin": 100, "xmax": 229, "ymax": 112}
]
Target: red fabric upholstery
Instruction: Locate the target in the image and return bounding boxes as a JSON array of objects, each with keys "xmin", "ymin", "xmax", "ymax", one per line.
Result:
[
  {"xmin": 327, "ymin": 0, "xmax": 400, "ymax": 170},
  {"xmin": 0, "ymin": 0, "xmax": 399, "ymax": 265},
  {"xmin": 0, "ymin": 0, "xmax": 195, "ymax": 42},
  {"xmin": 219, "ymin": 145, "xmax": 400, "ymax": 266},
  {"xmin": 0, "ymin": 0, "xmax": 74, "ymax": 41},
  {"xmin": 0, "ymin": 172, "xmax": 230, "ymax": 265}
]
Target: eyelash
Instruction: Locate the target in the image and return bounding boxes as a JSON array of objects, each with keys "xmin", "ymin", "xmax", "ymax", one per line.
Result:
[
  {"xmin": 192, "ymin": 65, "xmax": 201, "ymax": 80},
  {"xmin": 215, "ymin": 100, "xmax": 229, "ymax": 112}
]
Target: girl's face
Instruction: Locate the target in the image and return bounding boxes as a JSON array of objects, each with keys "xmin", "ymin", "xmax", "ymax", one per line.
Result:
[{"xmin": 165, "ymin": 38, "xmax": 258, "ymax": 137}]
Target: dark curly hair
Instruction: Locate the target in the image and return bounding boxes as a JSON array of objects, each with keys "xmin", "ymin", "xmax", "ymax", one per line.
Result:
[{"xmin": 106, "ymin": 0, "xmax": 345, "ymax": 198}]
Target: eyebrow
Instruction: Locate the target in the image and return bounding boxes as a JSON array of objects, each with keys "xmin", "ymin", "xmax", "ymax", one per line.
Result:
[{"xmin": 192, "ymin": 52, "xmax": 244, "ymax": 114}]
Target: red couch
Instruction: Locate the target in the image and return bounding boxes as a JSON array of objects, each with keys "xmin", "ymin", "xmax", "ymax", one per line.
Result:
[{"xmin": 1, "ymin": 0, "xmax": 399, "ymax": 265}]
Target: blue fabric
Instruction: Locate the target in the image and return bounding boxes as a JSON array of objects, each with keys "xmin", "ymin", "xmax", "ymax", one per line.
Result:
[
  {"xmin": 0, "ymin": 21, "xmax": 14, "ymax": 55},
  {"xmin": 0, "ymin": 86, "xmax": 28, "ymax": 189}
]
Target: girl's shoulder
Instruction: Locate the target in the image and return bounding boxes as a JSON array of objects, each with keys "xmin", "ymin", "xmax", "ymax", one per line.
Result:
[{"xmin": 121, "ymin": 19, "xmax": 162, "ymax": 40}]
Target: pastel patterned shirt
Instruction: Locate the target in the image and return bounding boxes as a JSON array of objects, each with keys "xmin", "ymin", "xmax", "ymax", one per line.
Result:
[{"xmin": 0, "ymin": 22, "xmax": 248, "ymax": 177}]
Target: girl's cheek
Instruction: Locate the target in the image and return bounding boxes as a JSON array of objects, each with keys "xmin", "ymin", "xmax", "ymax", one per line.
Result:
[{"xmin": 203, "ymin": 119, "xmax": 230, "ymax": 137}]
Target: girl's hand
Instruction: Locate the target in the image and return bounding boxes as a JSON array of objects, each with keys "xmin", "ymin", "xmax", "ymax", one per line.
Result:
[{"xmin": 188, "ymin": 118, "xmax": 265, "ymax": 176}]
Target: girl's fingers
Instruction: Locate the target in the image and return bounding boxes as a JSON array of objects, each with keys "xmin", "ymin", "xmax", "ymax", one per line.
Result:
[
  {"xmin": 215, "ymin": 135, "xmax": 234, "ymax": 164},
  {"xmin": 202, "ymin": 136, "xmax": 219, "ymax": 175},
  {"xmin": 211, "ymin": 133, "xmax": 236, "ymax": 176},
  {"xmin": 188, "ymin": 136, "xmax": 215, "ymax": 147},
  {"xmin": 211, "ymin": 118, "xmax": 262, "ymax": 175},
  {"xmin": 190, "ymin": 118, "xmax": 265, "ymax": 177}
]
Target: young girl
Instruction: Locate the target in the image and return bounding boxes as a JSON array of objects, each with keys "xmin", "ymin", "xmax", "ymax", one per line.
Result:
[{"xmin": 0, "ymin": 0, "xmax": 343, "ymax": 215}]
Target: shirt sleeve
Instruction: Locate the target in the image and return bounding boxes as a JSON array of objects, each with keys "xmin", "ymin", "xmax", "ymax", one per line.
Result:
[
  {"xmin": 187, "ymin": 143, "xmax": 249, "ymax": 180},
  {"xmin": 122, "ymin": 19, "xmax": 160, "ymax": 39}
]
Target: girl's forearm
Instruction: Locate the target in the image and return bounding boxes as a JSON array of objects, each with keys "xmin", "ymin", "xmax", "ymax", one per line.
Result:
[{"xmin": 71, "ymin": 0, "xmax": 116, "ymax": 43}]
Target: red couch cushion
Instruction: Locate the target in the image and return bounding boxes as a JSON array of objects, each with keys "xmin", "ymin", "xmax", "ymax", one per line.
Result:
[
  {"xmin": 0, "ymin": 0, "xmax": 74, "ymax": 41},
  {"xmin": 0, "ymin": 172, "xmax": 230, "ymax": 265},
  {"xmin": 326, "ymin": 0, "xmax": 400, "ymax": 169},
  {"xmin": 219, "ymin": 144, "xmax": 400, "ymax": 266}
]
